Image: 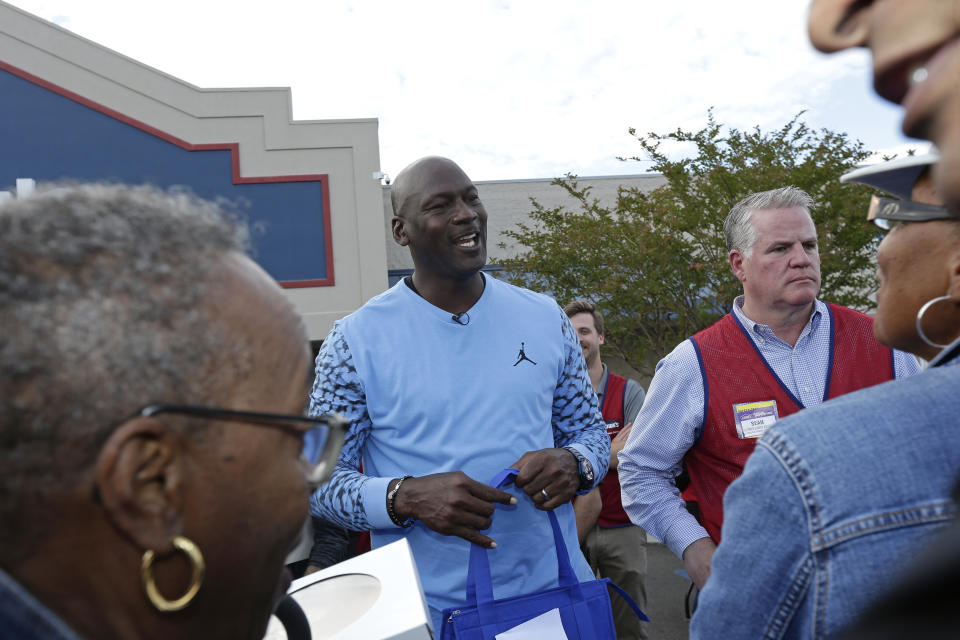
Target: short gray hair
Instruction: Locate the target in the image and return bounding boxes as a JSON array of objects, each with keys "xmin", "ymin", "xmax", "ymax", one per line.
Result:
[
  {"xmin": 723, "ymin": 187, "xmax": 814, "ymax": 257},
  {"xmin": 0, "ymin": 183, "xmax": 251, "ymax": 550}
]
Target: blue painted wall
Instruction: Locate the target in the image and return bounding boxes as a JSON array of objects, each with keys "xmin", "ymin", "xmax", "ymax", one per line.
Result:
[{"xmin": 0, "ymin": 67, "xmax": 329, "ymax": 284}]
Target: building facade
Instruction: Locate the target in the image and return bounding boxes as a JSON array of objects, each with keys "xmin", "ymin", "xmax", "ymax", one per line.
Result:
[
  {"xmin": 1, "ymin": 0, "xmax": 387, "ymax": 341},
  {"xmin": 2, "ymin": 1, "xmax": 663, "ymax": 349}
]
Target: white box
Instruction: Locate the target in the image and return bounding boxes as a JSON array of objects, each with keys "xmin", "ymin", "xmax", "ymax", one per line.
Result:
[{"xmin": 265, "ymin": 538, "xmax": 433, "ymax": 640}]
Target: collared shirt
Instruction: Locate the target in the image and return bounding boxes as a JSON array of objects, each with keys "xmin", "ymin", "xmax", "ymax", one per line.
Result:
[
  {"xmin": 691, "ymin": 339, "xmax": 959, "ymax": 638},
  {"xmin": 0, "ymin": 569, "xmax": 83, "ymax": 640},
  {"xmin": 618, "ymin": 297, "xmax": 922, "ymax": 558},
  {"xmin": 596, "ymin": 363, "xmax": 646, "ymax": 425}
]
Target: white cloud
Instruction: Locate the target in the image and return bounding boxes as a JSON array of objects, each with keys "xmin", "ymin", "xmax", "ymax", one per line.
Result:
[{"xmin": 7, "ymin": 0, "xmax": 919, "ymax": 180}]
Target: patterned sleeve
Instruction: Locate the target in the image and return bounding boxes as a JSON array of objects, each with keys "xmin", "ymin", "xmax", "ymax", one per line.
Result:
[
  {"xmin": 551, "ymin": 305, "xmax": 610, "ymax": 492},
  {"xmin": 308, "ymin": 323, "xmax": 375, "ymax": 530}
]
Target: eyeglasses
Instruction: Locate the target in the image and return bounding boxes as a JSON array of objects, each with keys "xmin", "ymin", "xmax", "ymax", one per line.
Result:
[
  {"xmin": 137, "ymin": 404, "xmax": 348, "ymax": 489},
  {"xmin": 867, "ymin": 195, "xmax": 955, "ymax": 231}
]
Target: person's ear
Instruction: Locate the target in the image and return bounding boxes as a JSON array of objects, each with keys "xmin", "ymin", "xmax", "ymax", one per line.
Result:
[
  {"xmin": 392, "ymin": 215, "xmax": 409, "ymax": 246},
  {"xmin": 729, "ymin": 249, "xmax": 747, "ymax": 283},
  {"xmin": 808, "ymin": 0, "xmax": 872, "ymax": 53},
  {"xmin": 948, "ymin": 253, "xmax": 960, "ymax": 304},
  {"xmin": 598, "ymin": 333, "xmax": 605, "ymax": 346},
  {"xmin": 95, "ymin": 418, "xmax": 183, "ymax": 554},
  {"xmin": 938, "ymin": 251, "xmax": 960, "ymax": 346}
]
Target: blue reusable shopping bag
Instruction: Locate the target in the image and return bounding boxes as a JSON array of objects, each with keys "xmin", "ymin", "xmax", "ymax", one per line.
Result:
[{"xmin": 439, "ymin": 468, "xmax": 648, "ymax": 640}]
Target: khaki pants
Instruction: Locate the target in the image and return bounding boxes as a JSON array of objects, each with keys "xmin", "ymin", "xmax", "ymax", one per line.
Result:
[{"xmin": 582, "ymin": 524, "xmax": 648, "ymax": 640}]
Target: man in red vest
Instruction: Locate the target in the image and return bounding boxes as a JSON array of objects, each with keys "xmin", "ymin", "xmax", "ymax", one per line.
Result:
[
  {"xmin": 565, "ymin": 300, "xmax": 648, "ymax": 640},
  {"xmin": 618, "ymin": 187, "xmax": 921, "ymax": 591}
]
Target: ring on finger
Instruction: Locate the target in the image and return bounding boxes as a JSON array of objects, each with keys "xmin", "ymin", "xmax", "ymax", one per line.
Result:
[{"xmin": 540, "ymin": 488, "xmax": 550, "ymax": 501}]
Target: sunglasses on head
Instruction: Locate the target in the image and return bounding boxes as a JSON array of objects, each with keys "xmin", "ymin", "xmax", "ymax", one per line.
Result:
[{"xmin": 867, "ymin": 195, "xmax": 955, "ymax": 231}]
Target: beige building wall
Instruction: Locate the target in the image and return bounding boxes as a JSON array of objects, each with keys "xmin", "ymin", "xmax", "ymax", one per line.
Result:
[
  {"xmin": 382, "ymin": 174, "xmax": 667, "ymax": 384},
  {"xmin": 383, "ymin": 173, "xmax": 667, "ymax": 273}
]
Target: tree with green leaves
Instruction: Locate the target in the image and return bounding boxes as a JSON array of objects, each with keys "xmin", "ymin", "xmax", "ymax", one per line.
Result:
[{"xmin": 498, "ymin": 111, "xmax": 882, "ymax": 376}]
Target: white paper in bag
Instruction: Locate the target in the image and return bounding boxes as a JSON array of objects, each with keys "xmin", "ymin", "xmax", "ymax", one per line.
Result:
[{"xmin": 494, "ymin": 608, "xmax": 569, "ymax": 639}]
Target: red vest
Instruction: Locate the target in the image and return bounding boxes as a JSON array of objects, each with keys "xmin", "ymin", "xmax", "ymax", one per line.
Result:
[
  {"xmin": 598, "ymin": 372, "xmax": 632, "ymax": 527},
  {"xmin": 686, "ymin": 303, "xmax": 894, "ymax": 543}
]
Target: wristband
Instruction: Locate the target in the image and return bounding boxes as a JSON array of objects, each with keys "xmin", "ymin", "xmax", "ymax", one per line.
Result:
[{"xmin": 387, "ymin": 475, "xmax": 415, "ymax": 528}]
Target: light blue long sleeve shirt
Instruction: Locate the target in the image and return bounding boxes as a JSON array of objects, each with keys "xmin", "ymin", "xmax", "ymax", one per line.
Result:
[{"xmin": 308, "ymin": 277, "xmax": 610, "ymax": 630}]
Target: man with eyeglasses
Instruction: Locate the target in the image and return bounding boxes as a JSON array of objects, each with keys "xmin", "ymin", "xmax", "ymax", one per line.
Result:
[{"xmin": 308, "ymin": 156, "xmax": 610, "ymax": 632}]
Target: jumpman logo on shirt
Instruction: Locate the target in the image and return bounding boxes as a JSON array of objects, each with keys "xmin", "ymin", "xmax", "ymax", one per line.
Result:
[{"xmin": 513, "ymin": 342, "xmax": 537, "ymax": 366}]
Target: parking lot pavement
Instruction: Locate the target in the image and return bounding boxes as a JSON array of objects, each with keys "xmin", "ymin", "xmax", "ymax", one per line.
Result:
[{"xmin": 642, "ymin": 541, "xmax": 692, "ymax": 640}]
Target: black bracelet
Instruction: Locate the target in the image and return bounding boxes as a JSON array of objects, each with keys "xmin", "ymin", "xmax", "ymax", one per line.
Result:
[{"xmin": 387, "ymin": 475, "xmax": 415, "ymax": 528}]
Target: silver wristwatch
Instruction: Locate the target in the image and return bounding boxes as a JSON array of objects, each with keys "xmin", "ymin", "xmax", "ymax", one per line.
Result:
[{"xmin": 563, "ymin": 447, "xmax": 594, "ymax": 492}]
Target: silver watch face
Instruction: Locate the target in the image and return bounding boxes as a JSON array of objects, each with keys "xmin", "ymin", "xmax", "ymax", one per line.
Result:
[
  {"xmin": 565, "ymin": 447, "xmax": 592, "ymax": 488},
  {"xmin": 572, "ymin": 450, "xmax": 592, "ymax": 483}
]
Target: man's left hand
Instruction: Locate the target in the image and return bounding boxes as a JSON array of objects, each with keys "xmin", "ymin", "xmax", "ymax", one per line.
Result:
[
  {"xmin": 609, "ymin": 421, "xmax": 633, "ymax": 469},
  {"xmin": 510, "ymin": 448, "xmax": 579, "ymax": 510}
]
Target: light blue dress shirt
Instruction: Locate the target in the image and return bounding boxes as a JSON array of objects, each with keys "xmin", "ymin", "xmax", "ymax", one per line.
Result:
[
  {"xmin": 617, "ymin": 297, "xmax": 922, "ymax": 558},
  {"xmin": 691, "ymin": 338, "xmax": 960, "ymax": 638}
]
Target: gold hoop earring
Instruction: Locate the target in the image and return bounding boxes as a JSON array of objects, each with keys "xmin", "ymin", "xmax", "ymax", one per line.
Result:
[
  {"xmin": 141, "ymin": 535, "xmax": 205, "ymax": 612},
  {"xmin": 916, "ymin": 294, "xmax": 954, "ymax": 350}
]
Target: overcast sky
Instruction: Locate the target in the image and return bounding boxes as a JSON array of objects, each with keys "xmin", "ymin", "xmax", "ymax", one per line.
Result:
[{"xmin": 9, "ymin": 0, "xmax": 929, "ymax": 181}]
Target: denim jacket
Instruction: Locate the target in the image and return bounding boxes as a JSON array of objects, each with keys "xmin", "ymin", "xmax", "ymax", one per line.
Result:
[
  {"xmin": 0, "ymin": 569, "xmax": 83, "ymax": 640},
  {"xmin": 691, "ymin": 349, "xmax": 960, "ymax": 639}
]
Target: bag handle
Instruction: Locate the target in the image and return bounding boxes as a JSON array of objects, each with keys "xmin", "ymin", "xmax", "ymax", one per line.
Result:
[
  {"xmin": 465, "ymin": 468, "xmax": 585, "ymax": 628},
  {"xmin": 608, "ymin": 581, "xmax": 650, "ymax": 622}
]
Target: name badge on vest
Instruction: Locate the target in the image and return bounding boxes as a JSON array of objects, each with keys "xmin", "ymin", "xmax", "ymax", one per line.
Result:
[{"xmin": 732, "ymin": 400, "xmax": 779, "ymax": 439}]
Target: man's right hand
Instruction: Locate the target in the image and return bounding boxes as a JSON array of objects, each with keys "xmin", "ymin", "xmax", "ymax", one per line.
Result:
[
  {"xmin": 392, "ymin": 471, "xmax": 517, "ymax": 548},
  {"xmin": 682, "ymin": 537, "xmax": 717, "ymax": 590}
]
